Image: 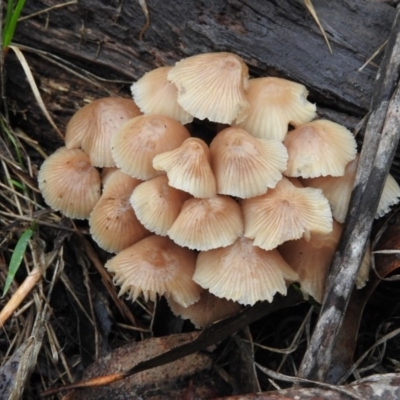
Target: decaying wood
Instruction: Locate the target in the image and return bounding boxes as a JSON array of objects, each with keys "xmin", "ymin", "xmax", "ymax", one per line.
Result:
[
  {"xmin": 298, "ymin": 5, "xmax": 400, "ymax": 383},
  {"xmin": 5, "ymin": 0, "xmax": 394, "ymax": 152}
]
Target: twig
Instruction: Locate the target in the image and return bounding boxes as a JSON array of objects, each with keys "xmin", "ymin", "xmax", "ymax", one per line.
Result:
[{"xmin": 298, "ymin": 6, "xmax": 400, "ymax": 382}]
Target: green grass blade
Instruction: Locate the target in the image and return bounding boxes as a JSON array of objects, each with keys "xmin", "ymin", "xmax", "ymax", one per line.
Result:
[
  {"xmin": 2, "ymin": 227, "xmax": 33, "ymax": 297},
  {"xmin": 4, "ymin": 0, "xmax": 15, "ymax": 34},
  {"xmin": 3, "ymin": 0, "xmax": 27, "ymax": 49}
]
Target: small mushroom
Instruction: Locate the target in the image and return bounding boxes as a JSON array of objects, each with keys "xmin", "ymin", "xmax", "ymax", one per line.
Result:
[
  {"xmin": 279, "ymin": 221, "xmax": 343, "ymax": 303},
  {"xmin": 105, "ymin": 235, "xmax": 202, "ymax": 307},
  {"xmin": 130, "ymin": 175, "xmax": 191, "ymax": 236},
  {"xmin": 303, "ymin": 154, "xmax": 400, "ymax": 222},
  {"xmin": 168, "ymin": 195, "xmax": 244, "ymax": 251},
  {"xmin": 167, "ymin": 52, "xmax": 249, "ymax": 124},
  {"xmin": 38, "ymin": 147, "xmax": 101, "ymax": 219},
  {"xmin": 210, "ymin": 126, "xmax": 288, "ymax": 198},
  {"xmin": 65, "ymin": 97, "xmax": 142, "ymax": 167},
  {"xmin": 193, "ymin": 236, "xmax": 298, "ymax": 305},
  {"xmin": 236, "ymin": 77, "xmax": 316, "ymax": 141},
  {"xmin": 242, "ymin": 177, "xmax": 333, "ymax": 251},
  {"xmin": 131, "ymin": 66, "xmax": 193, "ymax": 124},
  {"xmin": 111, "ymin": 114, "xmax": 190, "ymax": 180},
  {"xmin": 153, "ymin": 137, "xmax": 217, "ymax": 198},
  {"xmin": 284, "ymin": 119, "xmax": 357, "ymax": 178},
  {"xmin": 279, "ymin": 222, "xmax": 371, "ymax": 302},
  {"xmin": 167, "ymin": 290, "xmax": 242, "ymax": 329},
  {"xmin": 89, "ymin": 170, "xmax": 150, "ymax": 253}
]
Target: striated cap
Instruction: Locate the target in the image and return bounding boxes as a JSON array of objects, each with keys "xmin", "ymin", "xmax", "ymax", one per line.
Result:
[
  {"xmin": 65, "ymin": 97, "xmax": 142, "ymax": 167},
  {"xmin": 168, "ymin": 195, "xmax": 244, "ymax": 251},
  {"xmin": 242, "ymin": 177, "xmax": 333, "ymax": 250},
  {"xmin": 130, "ymin": 175, "xmax": 191, "ymax": 236},
  {"xmin": 167, "ymin": 290, "xmax": 242, "ymax": 329},
  {"xmin": 153, "ymin": 137, "xmax": 217, "ymax": 198},
  {"xmin": 131, "ymin": 66, "xmax": 193, "ymax": 124},
  {"xmin": 210, "ymin": 126, "xmax": 288, "ymax": 198},
  {"xmin": 38, "ymin": 147, "xmax": 101, "ymax": 219},
  {"xmin": 167, "ymin": 52, "xmax": 249, "ymax": 124},
  {"xmin": 377, "ymin": 173, "xmax": 400, "ymax": 218},
  {"xmin": 105, "ymin": 235, "xmax": 202, "ymax": 307},
  {"xmin": 284, "ymin": 119, "xmax": 357, "ymax": 178},
  {"xmin": 304, "ymin": 154, "xmax": 400, "ymax": 222},
  {"xmin": 236, "ymin": 77, "xmax": 316, "ymax": 141},
  {"xmin": 194, "ymin": 236, "xmax": 298, "ymax": 305},
  {"xmin": 89, "ymin": 170, "xmax": 150, "ymax": 253},
  {"xmin": 111, "ymin": 114, "xmax": 190, "ymax": 180}
]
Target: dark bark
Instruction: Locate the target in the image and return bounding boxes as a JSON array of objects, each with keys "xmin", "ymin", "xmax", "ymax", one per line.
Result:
[{"xmin": 4, "ymin": 0, "xmax": 394, "ymax": 153}]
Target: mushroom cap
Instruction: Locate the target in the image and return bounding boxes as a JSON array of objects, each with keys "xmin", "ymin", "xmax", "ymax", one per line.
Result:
[
  {"xmin": 153, "ymin": 137, "xmax": 217, "ymax": 198},
  {"xmin": 242, "ymin": 177, "xmax": 333, "ymax": 250},
  {"xmin": 210, "ymin": 127, "xmax": 288, "ymax": 198},
  {"xmin": 105, "ymin": 235, "xmax": 201, "ymax": 307},
  {"xmin": 130, "ymin": 175, "xmax": 191, "ymax": 236},
  {"xmin": 279, "ymin": 220, "xmax": 343, "ymax": 303},
  {"xmin": 89, "ymin": 170, "xmax": 150, "ymax": 253},
  {"xmin": 236, "ymin": 77, "xmax": 316, "ymax": 141},
  {"xmin": 101, "ymin": 167, "xmax": 119, "ymax": 188},
  {"xmin": 303, "ymin": 154, "xmax": 400, "ymax": 222},
  {"xmin": 194, "ymin": 236, "xmax": 298, "ymax": 305},
  {"xmin": 111, "ymin": 114, "xmax": 190, "ymax": 180},
  {"xmin": 65, "ymin": 97, "xmax": 142, "ymax": 167},
  {"xmin": 168, "ymin": 195, "xmax": 244, "ymax": 251},
  {"xmin": 284, "ymin": 119, "xmax": 357, "ymax": 178},
  {"xmin": 377, "ymin": 173, "xmax": 400, "ymax": 218},
  {"xmin": 303, "ymin": 156, "xmax": 358, "ymax": 223},
  {"xmin": 131, "ymin": 66, "xmax": 193, "ymax": 124},
  {"xmin": 167, "ymin": 290, "xmax": 242, "ymax": 329},
  {"xmin": 38, "ymin": 147, "xmax": 101, "ymax": 219},
  {"xmin": 167, "ymin": 52, "xmax": 249, "ymax": 124}
]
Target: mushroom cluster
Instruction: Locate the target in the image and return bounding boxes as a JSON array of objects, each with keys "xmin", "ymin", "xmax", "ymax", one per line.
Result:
[{"xmin": 38, "ymin": 52, "xmax": 400, "ymax": 327}]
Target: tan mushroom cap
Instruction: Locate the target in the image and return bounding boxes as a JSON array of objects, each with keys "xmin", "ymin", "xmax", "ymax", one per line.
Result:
[
  {"xmin": 242, "ymin": 177, "xmax": 333, "ymax": 251},
  {"xmin": 377, "ymin": 173, "xmax": 400, "ymax": 218},
  {"xmin": 89, "ymin": 170, "xmax": 150, "ymax": 253},
  {"xmin": 236, "ymin": 77, "xmax": 316, "ymax": 141},
  {"xmin": 284, "ymin": 119, "xmax": 357, "ymax": 178},
  {"xmin": 153, "ymin": 137, "xmax": 217, "ymax": 198},
  {"xmin": 38, "ymin": 147, "xmax": 101, "ymax": 219},
  {"xmin": 105, "ymin": 235, "xmax": 201, "ymax": 307},
  {"xmin": 210, "ymin": 127, "xmax": 288, "ymax": 198},
  {"xmin": 65, "ymin": 97, "xmax": 142, "ymax": 167},
  {"xmin": 130, "ymin": 175, "xmax": 191, "ymax": 236},
  {"xmin": 167, "ymin": 290, "xmax": 242, "ymax": 329},
  {"xmin": 279, "ymin": 222, "xmax": 370, "ymax": 302},
  {"xmin": 279, "ymin": 221, "xmax": 343, "ymax": 303},
  {"xmin": 131, "ymin": 66, "xmax": 193, "ymax": 124},
  {"xmin": 168, "ymin": 195, "xmax": 244, "ymax": 251},
  {"xmin": 303, "ymin": 154, "xmax": 400, "ymax": 222},
  {"xmin": 194, "ymin": 236, "xmax": 298, "ymax": 305},
  {"xmin": 167, "ymin": 52, "xmax": 249, "ymax": 124},
  {"xmin": 111, "ymin": 114, "xmax": 190, "ymax": 180}
]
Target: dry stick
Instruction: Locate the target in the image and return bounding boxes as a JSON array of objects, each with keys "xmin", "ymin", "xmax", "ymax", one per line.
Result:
[{"xmin": 298, "ymin": 7, "xmax": 400, "ymax": 383}]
